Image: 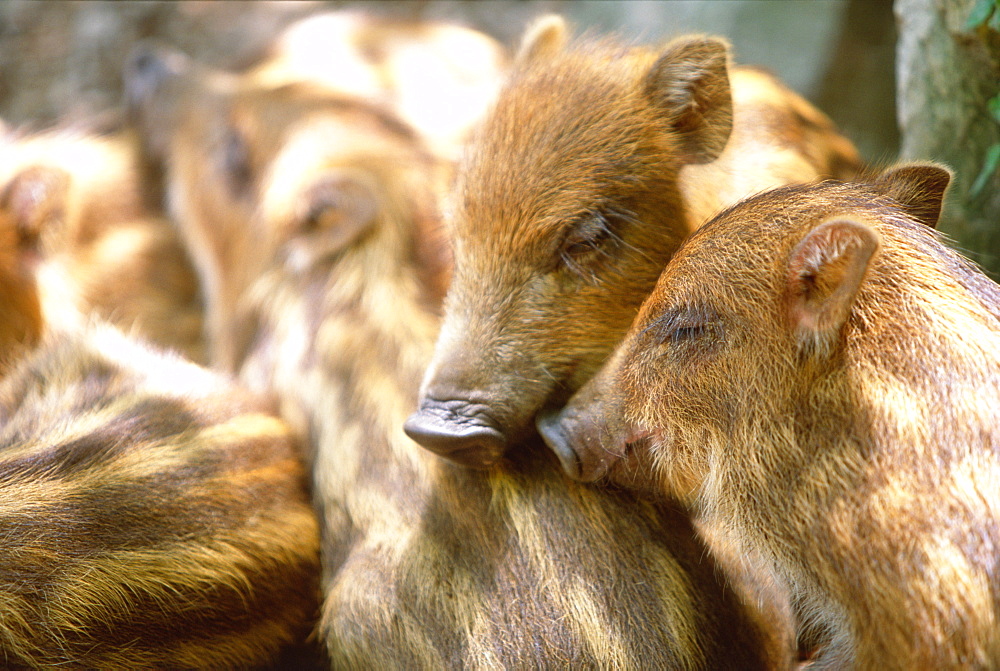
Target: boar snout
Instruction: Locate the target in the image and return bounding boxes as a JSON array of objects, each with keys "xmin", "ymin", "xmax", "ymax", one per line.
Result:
[
  {"xmin": 409, "ymin": 328, "xmax": 553, "ymax": 467},
  {"xmin": 124, "ymin": 44, "xmax": 174, "ymax": 105},
  {"xmin": 124, "ymin": 42, "xmax": 192, "ymax": 161},
  {"xmin": 404, "ymin": 399, "xmax": 506, "ymax": 469},
  {"xmin": 535, "ymin": 410, "xmax": 585, "ymax": 480},
  {"xmin": 536, "ymin": 404, "xmax": 624, "ymax": 483}
]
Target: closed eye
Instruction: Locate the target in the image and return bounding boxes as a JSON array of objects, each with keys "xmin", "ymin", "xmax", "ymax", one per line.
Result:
[
  {"xmin": 643, "ymin": 305, "xmax": 724, "ymax": 348},
  {"xmin": 561, "ymin": 213, "xmax": 611, "ymax": 259},
  {"xmin": 558, "ymin": 208, "xmax": 638, "ymax": 278},
  {"xmin": 564, "ymin": 232, "xmax": 610, "ymax": 260},
  {"xmin": 668, "ymin": 323, "xmax": 711, "ymax": 343}
]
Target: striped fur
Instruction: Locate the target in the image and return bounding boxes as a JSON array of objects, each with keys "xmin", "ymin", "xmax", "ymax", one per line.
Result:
[
  {"xmin": 409, "ymin": 15, "xmax": 863, "ymax": 469},
  {"xmin": 227, "ymin": 84, "xmax": 783, "ymax": 671},
  {"xmin": 0, "ymin": 127, "xmax": 205, "ymax": 363},
  {"xmin": 127, "ymin": 40, "xmax": 788, "ymax": 668},
  {"xmin": 546, "ymin": 166, "xmax": 1000, "ymax": 668},
  {"xmin": 0, "ymin": 319, "xmax": 320, "ymax": 669}
]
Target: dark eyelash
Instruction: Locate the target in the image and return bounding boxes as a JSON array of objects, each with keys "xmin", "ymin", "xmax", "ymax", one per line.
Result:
[
  {"xmin": 558, "ymin": 208, "xmax": 638, "ymax": 279},
  {"xmin": 643, "ymin": 307, "xmax": 722, "ymax": 347},
  {"xmin": 564, "ymin": 224, "xmax": 611, "ymax": 256},
  {"xmin": 668, "ymin": 323, "xmax": 710, "ymax": 343}
]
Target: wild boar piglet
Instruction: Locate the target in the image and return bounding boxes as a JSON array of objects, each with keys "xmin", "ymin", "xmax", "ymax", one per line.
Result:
[
  {"xmin": 0, "ymin": 128, "xmax": 204, "ymax": 362},
  {"xmin": 0, "ymin": 318, "xmax": 320, "ymax": 669},
  {"xmin": 405, "ymin": 15, "xmax": 861, "ymax": 469},
  {"xmin": 541, "ymin": 164, "xmax": 1000, "ymax": 669},
  {"xmin": 124, "ymin": 23, "xmax": 798, "ymax": 668}
]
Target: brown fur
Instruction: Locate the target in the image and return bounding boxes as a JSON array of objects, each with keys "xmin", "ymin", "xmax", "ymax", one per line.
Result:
[
  {"xmin": 126, "ymin": 45, "xmax": 451, "ymax": 372},
  {"xmin": 545, "ymin": 164, "xmax": 1000, "ymax": 668},
  {"xmin": 0, "ymin": 128, "xmax": 204, "ymax": 363},
  {"xmin": 0, "ymin": 318, "xmax": 320, "ymax": 669},
  {"xmin": 135, "ymin": 47, "xmax": 789, "ymax": 669},
  {"xmin": 0, "ymin": 201, "xmax": 42, "ymax": 376},
  {"xmin": 406, "ymin": 16, "xmax": 862, "ymax": 468}
]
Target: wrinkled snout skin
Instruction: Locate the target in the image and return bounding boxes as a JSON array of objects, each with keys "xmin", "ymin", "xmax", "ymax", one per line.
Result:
[
  {"xmin": 405, "ymin": 300, "xmax": 625, "ymax": 469},
  {"xmin": 536, "ymin": 348, "xmax": 673, "ymax": 500},
  {"xmin": 405, "ymin": 17, "xmax": 861, "ymax": 469},
  {"xmin": 404, "ymin": 27, "xmax": 734, "ymax": 467}
]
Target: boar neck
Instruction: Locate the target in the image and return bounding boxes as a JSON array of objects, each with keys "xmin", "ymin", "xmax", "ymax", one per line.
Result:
[{"xmin": 712, "ymin": 231, "xmax": 1000, "ymax": 669}]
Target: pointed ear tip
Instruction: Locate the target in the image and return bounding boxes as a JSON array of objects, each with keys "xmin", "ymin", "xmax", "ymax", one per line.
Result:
[
  {"xmin": 878, "ymin": 161, "xmax": 953, "ymax": 188},
  {"xmin": 518, "ymin": 14, "xmax": 568, "ymax": 59},
  {"xmin": 663, "ymin": 33, "xmax": 731, "ymax": 58},
  {"xmin": 2, "ymin": 165, "xmax": 69, "ymax": 205},
  {"xmin": 529, "ymin": 14, "xmax": 566, "ymax": 31},
  {"xmin": 788, "ymin": 217, "xmax": 881, "ymax": 276}
]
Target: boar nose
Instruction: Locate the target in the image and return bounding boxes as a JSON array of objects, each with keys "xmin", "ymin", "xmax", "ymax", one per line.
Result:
[
  {"xmin": 124, "ymin": 44, "xmax": 175, "ymax": 107},
  {"xmin": 535, "ymin": 411, "xmax": 584, "ymax": 480},
  {"xmin": 404, "ymin": 401, "xmax": 506, "ymax": 469}
]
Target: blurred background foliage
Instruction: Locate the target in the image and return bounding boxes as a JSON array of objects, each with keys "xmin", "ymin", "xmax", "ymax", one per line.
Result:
[{"xmin": 0, "ymin": 0, "xmax": 996, "ymax": 275}]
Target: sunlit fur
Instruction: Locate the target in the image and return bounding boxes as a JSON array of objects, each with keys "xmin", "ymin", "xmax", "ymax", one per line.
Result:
[
  {"xmin": 418, "ymin": 15, "xmax": 862, "ymax": 457},
  {"xmin": 0, "ymin": 127, "xmax": 204, "ymax": 363},
  {"xmin": 678, "ymin": 66, "xmax": 862, "ymax": 231},
  {"xmin": 139, "ymin": 48, "xmax": 789, "ymax": 668},
  {"xmin": 247, "ymin": 10, "xmax": 509, "ymax": 162},
  {"xmin": 0, "ymin": 317, "xmax": 320, "ymax": 669},
  {"xmin": 590, "ymin": 170, "xmax": 1000, "ymax": 668}
]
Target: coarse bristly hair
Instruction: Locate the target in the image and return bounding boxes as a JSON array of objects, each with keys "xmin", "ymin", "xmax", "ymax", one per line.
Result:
[
  {"xmin": 125, "ymin": 16, "xmax": 843, "ymax": 666},
  {"xmin": 565, "ymin": 164, "xmax": 1000, "ymax": 669},
  {"xmin": 0, "ymin": 319, "xmax": 320, "ymax": 670},
  {"xmin": 411, "ymin": 13, "xmax": 862, "ymax": 472},
  {"xmin": 234, "ymin": 128, "xmax": 791, "ymax": 671}
]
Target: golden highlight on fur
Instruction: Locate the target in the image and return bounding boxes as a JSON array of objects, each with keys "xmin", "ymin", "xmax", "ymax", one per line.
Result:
[
  {"xmin": 0, "ymin": 127, "xmax": 204, "ymax": 363},
  {"xmin": 128, "ymin": 30, "xmax": 787, "ymax": 667},
  {"xmin": 0, "ymin": 320, "xmax": 320, "ymax": 669},
  {"xmin": 548, "ymin": 164, "xmax": 1000, "ymax": 669},
  {"xmin": 409, "ymin": 14, "xmax": 862, "ymax": 469}
]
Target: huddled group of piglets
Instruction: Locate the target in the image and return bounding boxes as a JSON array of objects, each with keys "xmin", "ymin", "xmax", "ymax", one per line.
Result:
[{"xmin": 0, "ymin": 11, "xmax": 995, "ymax": 670}]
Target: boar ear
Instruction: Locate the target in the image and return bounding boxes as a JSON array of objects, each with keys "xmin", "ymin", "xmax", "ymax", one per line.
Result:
[
  {"xmin": 516, "ymin": 15, "xmax": 568, "ymax": 64},
  {"xmin": 300, "ymin": 172, "xmax": 378, "ymax": 251},
  {"xmin": 785, "ymin": 217, "xmax": 880, "ymax": 353},
  {"xmin": 645, "ymin": 36, "xmax": 732, "ymax": 164},
  {"xmin": 0, "ymin": 166, "xmax": 70, "ymax": 250},
  {"xmin": 871, "ymin": 162, "xmax": 951, "ymax": 229}
]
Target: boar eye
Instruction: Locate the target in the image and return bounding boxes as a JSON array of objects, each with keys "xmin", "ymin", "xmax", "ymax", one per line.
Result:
[
  {"xmin": 668, "ymin": 323, "xmax": 710, "ymax": 343},
  {"xmin": 558, "ymin": 209, "xmax": 635, "ymax": 277},
  {"xmin": 220, "ymin": 127, "xmax": 253, "ymax": 198},
  {"xmin": 645, "ymin": 305, "xmax": 724, "ymax": 349},
  {"xmin": 563, "ymin": 213, "xmax": 612, "ymax": 258}
]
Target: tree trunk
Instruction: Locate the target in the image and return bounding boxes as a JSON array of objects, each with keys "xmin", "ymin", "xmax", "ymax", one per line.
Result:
[{"xmin": 896, "ymin": 0, "xmax": 1000, "ymax": 278}]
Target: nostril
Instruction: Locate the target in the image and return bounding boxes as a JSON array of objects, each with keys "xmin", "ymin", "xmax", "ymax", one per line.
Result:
[
  {"xmin": 404, "ymin": 407, "xmax": 506, "ymax": 469},
  {"xmin": 125, "ymin": 47, "xmax": 167, "ymax": 90},
  {"xmin": 130, "ymin": 48, "xmax": 160, "ymax": 77},
  {"xmin": 535, "ymin": 412, "xmax": 582, "ymax": 480},
  {"xmin": 124, "ymin": 43, "xmax": 183, "ymax": 107}
]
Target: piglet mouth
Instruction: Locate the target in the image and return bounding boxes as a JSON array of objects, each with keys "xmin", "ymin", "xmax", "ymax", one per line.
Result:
[
  {"xmin": 536, "ymin": 411, "xmax": 651, "ymax": 483},
  {"xmin": 623, "ymin": 425, "xmax": 653, "ymax": 454}
]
